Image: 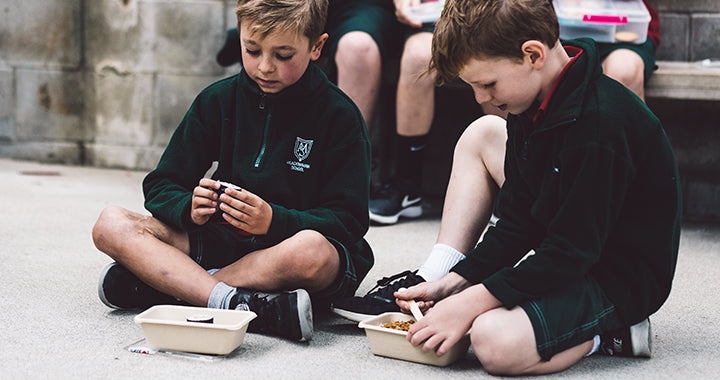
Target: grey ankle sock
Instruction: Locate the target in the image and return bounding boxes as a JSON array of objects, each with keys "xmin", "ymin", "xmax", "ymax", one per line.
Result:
[{"xmin": 207, "ymin": 282, "xmax": 237, "ymax": 309}]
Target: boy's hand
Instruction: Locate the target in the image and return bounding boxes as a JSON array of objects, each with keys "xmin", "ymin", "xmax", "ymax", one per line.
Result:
[
  {"xmin": 217, "ymin": 185, "xmax": 273, "ymax": 235},
  {"xmin": 190, "ymin": 178, "xmax": 221, "ymax": 226},
  {"xmin": 395, "ymin": 271, "xmax": 469, "ymax": 312},
  {"xmin": 394, "ymin": 0, "xmax": 424, "ymax": 28},
  {"xmin": 405, "ymin": 284, "xmax": 501, "ymax": 357}
]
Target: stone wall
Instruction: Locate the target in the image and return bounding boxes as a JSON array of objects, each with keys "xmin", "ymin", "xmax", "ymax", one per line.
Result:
[{"xmin": 0, "ymin": 0, "xmax": 240, "ymax": 168}]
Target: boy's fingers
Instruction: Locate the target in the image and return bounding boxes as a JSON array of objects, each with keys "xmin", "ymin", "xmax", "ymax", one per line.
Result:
[{"xmin": 198, "ymin": 178, "xmax": 220, "ymax": 189}]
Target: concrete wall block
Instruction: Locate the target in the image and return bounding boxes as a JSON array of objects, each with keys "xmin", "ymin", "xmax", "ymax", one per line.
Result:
[
  {"xmin": 85, "ymin": 0, "xmax": 156, "ymax": 73},
  {"xmin": 0, "ymin": 0, "xmax": 82, "ymax": 68},
  {"xmin": 85, "ymin": 143, "xmax": 163, "ymax": 171},
  {"xmin": 154, "ymin": 73, "xmax": 226, "ymax": 146},
  {"xmin": 15, "ymin": 69, "xmax": 84, "ymax": 141},
  {"xmin": 153, "ymin": 1, "xmax": 226, "ymax": 75},
  {"xmin": 91, "ymin": 71, "xmax": 154, "ymax": 146},
  {"xmin": 0, "ymin": 68, "xmax": 14, "ymax": 141},
  {"xmin": 691, "ymin": 14, "xmax": 720, "ymax": 61},
  {"xmin": 657, "ymin": 14, "xmax": 690, "ymax": 61},
  {"xmin": 86, "ymin": 1, "xmax": 226, "ymax": 75},
  {"xmin": 225, "ymin": 0, "xmax": 239, "ymax": 30},
  {"xmin": 655, "ymin": 0, "xmax": 720, "ymax": 13},
  {"xmin": 648, "ymin": 98, "xmax": 720, "ymax": 175},
  {"xmin": 0, "ymin": 141, "xmax": 82, "ymax": 165}
]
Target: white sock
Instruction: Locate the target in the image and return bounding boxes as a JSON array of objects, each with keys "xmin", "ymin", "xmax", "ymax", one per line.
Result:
[
  {"xmin": 585, "ymin": 335, "xmax": 601, "ymax": 357},
  {"xmin": 416, "ymin": 243, "xmax": 466, "ymax": 282},
  {"xmin": 207, "ymin": 281, "xmax": 236, "ymax": 309}
]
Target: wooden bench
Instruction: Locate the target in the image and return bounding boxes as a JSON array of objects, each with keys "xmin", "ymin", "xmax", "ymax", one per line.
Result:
[{"xmin": 646, "ymin": 60, "xmax": 720, "ymax": 101}]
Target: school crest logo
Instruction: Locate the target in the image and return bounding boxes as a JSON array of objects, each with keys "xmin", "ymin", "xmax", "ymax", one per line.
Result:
[{"xmin": 294, "ymin": 137, "xmax": 313, "ymax": 162}]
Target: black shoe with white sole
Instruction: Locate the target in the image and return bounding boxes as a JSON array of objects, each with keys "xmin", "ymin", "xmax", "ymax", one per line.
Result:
[
  {"xmin": 230, "ymin": 288, "xmax": 313, "ymax": 342},
  {"xmin": 98, "ymin": 262, "xmax": 178, "ymax": 310},
  {"xmin": 331, "ymin": 270, "xmax": 425, "ymax": 322}
]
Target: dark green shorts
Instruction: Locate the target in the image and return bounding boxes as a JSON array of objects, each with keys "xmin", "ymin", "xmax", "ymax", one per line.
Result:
[
  {"xmin": 188, "ymin": 222, "xmax": 360, "ymax": 305},
  {"xmin": 323, "ymin": 0, "xmax": 397, "ymax": 78},
  {"xmin": 519, "ymin": 277, "xmax": 626, "ymax": 361},
  {"xmin": 596, "ymin": 38, "xmax": 657, "ymax": 82}
]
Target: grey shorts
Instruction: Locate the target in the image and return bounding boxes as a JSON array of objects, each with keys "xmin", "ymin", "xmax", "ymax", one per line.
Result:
[
  {"xmin": 519, "ymin": 276, "xmax": 626, "ymax": 361},
  {"xmin": 188, "ymin": 222, "xmax": 360, "ymax": 305}
]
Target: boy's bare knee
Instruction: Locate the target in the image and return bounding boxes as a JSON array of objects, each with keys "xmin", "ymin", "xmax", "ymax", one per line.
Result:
[
  {"xmin": 336, "ymin": 32, "xmax": 380, "ymax": 66},
  {"xmin": 471, "ymin": 314, "xmax": 519, "ymax": 375},
  {"xmin": 455, "ymin": 115, "xmax": 507, "ymax": 156},
  {"xmin": 92, "ymin": 206, "xmax": 155, "ymax": 256},
  {"xmin": 92, "ymin": 206, "xmax": 127, "ymax": 251},
  {"xmin": 280, "ymin": 230, "xmax": 337, "ymax": 281},
  {"xmin": 401, "ymin": 34, "xmax": 433, "ymax": 76}
]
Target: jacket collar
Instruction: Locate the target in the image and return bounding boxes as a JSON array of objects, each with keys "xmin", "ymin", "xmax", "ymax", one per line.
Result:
[
  {"xmin": 526, "ymin": 38, "xmax": 602, "ymax": 132},
  {"xmin": 236, "ymin": 62, "xmax": 328, "ymax": 108}
]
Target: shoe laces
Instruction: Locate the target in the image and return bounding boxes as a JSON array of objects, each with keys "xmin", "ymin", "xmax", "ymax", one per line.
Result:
[
  {"xmin": 365, "ymin": 270, "xmax": 422, "ymax": 302},
  {"xmin": 247, "ymin": 293, "xmax": 279, "ymax": 330}
]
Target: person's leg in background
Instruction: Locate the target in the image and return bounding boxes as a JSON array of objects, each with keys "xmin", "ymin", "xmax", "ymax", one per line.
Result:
[
  {"xmin": 334, "ymin": 31, "xmax": 383, "ymax": 130},
  {"xmin": 369, "ymin": 30, "xmax": 435, "ymax": 225}
]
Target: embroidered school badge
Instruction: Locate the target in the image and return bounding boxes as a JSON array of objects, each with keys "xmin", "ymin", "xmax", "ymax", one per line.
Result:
[
  {"xmin": 294, "ymin": 137, "xmax": 313, "ymax": 162},
  {"xmin": 287, "ymin": 137, "xmax": 314, "ymax": 172}
]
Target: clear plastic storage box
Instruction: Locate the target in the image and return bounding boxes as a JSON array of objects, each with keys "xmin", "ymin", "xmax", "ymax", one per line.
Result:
[{"xmin": 553, "ymin": 0, "xmax": 650, "ymax": 44}]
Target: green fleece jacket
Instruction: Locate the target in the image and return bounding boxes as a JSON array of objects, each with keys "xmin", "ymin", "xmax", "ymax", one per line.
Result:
[
  {"xmin": 143, "ymin": 63, "xmax": 373, "ymax": 284},
  {"xmin": 452, "ymin": 38, "xmax": 681, "ymax": 326}
]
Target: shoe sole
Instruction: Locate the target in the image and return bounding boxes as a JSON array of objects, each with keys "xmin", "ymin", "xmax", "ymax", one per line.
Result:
[
  {"xmin": 97, "ymin": 262, "xmax": 123, "ymax": 310},
  {"xmin": 369, "ymin": 205, "xmax": 423, "ymax": 225},
  {"xmin": 629, "ymin": 318, "xmax": 652, "ymax": 357},
  {"xmin": 295, "ymin": 289, "xmax": 314, "ymax": 342},
  {"xmin": 330, "ymin": 307, "xmax": 376, "ymax": 323}
]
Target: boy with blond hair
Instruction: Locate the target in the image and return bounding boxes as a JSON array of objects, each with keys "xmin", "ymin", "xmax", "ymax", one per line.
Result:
[
  {"xmin": 394, "ymin": 0, "xmax": 681, "ymax": 375},
  {"xmin": 92, "ymin": 0, "xmax": 373, "ymax": 342}
]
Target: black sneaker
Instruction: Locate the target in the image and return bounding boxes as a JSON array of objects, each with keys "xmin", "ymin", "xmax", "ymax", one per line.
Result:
[
  {"xmin": 369, "ymin": 182, "xmax": 423, "ymax": 225},
  {"xmin": 230, "ymin": 288, "xmax": 313, "ymax": 342},
  {"xmin": 98, "ymin": 262, "xmax": 178, "ymax": 310},
  {"xmin": 599, "ymin": 318, "xmax": 653, "ymax": 358},
  {"xmin": 331, "ymin": 270, "xmax": 425, "ymax": 322}
]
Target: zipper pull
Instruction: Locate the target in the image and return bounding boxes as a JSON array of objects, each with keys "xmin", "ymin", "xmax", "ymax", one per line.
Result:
[{"xmin": 259, "ymin": 94, "xmax": 266, "ymax": 110}]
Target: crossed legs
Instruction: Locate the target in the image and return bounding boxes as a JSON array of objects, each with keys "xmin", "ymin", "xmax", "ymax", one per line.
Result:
[{"xmin": 92, "ymin": 206, "xmax": 340, "ymax": 306}]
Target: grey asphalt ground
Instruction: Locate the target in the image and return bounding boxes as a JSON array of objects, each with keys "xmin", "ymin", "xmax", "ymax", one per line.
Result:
[{"xmin": 1, "ymin": 158, "xmax": 719, "ymax": 379}]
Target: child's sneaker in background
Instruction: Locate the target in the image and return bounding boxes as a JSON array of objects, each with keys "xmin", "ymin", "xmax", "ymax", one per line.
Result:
[
  {"xmin": 369, "ymin": 182, "xmax": 423, "ymax": 225},
  {"xmin": 599, "ymin": 318, "xmax": 653, "ymax": 358}
]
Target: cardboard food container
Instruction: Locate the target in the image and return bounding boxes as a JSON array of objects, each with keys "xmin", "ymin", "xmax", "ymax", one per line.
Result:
[
  {"xmin": 358, "ymin": 312, "xmax": 470, "ymax": 367},
  {"xmin": 134, "ymin": 305, "xmax": 256, "ymax": 355},
  {"xmin": 553, "ymin": 0, "xmax": 650, "ymax": 44}
]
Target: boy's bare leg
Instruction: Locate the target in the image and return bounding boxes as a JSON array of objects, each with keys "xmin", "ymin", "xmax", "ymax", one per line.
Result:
[
  {"xmin": 435, "ymin": 115, "xmax": 507, "ymax": 253},
  {"xmin": 92, "ymin": 206, "xmax": 218, "ymax": 306},
  {"xmin": 335, "ymin": 31, "xmax": 382, "ymax": 130},
  {"xmin": 396, "ymin": 32, "xmax": 435, "ymax": 137},
  {"xmin": 602, "ymin": 48, "xmax": 646, "ymax": 101},
  {"xmin": 212, "ymin": 229, "xmax": 340, "ymax": 293},
  {"xmin": 471, "ymin": 306, "xmax": 594, "ymax": 375}
]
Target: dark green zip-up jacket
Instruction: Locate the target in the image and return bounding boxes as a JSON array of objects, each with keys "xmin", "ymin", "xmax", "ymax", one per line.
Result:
[
  {"xmin": 143, "ymin": 63, "xmax": 374, "ymax": 286},
  {"xmin": 452, "ymin": 38, "xmax": 681, "ymax": 326}
]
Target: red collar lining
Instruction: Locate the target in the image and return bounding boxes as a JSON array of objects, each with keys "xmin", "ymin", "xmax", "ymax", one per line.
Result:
[{"xmin": 531, "ymin": 46, "xmax": 584, "ymax": 125}]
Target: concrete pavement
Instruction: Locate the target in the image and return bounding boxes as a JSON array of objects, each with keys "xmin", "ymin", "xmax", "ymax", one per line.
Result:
[{"xmin": 1, "ymin": 158, "xmax": 718, "ymax": 379}]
